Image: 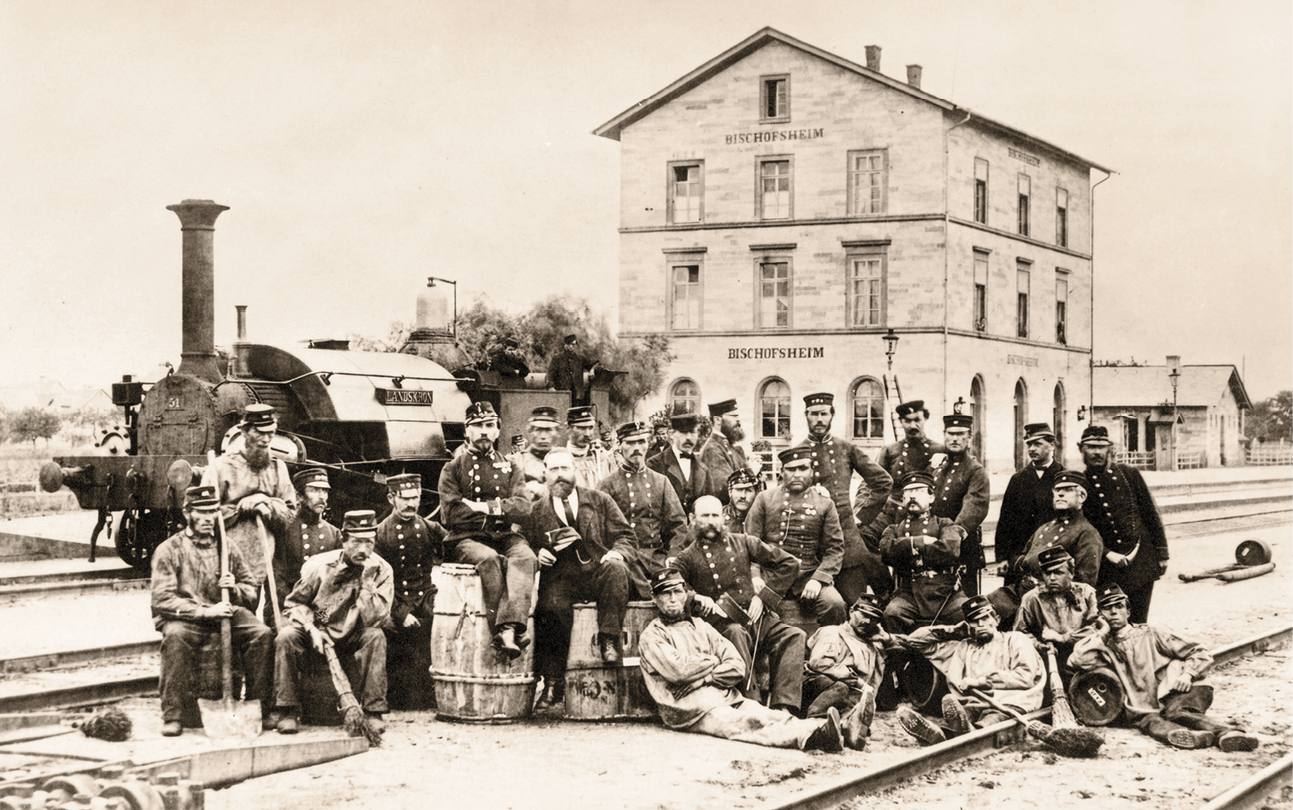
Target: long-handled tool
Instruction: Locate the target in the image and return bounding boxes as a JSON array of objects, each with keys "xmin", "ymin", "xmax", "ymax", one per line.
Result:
[
  {"xmin": 197, "ymin": 509, "xmax": 262, "ymax": 740},
  {"xmin": 1045, "ymin": 643, "xmax": 1082, "ymax": 729},
  {"xmin": 258, "ymin": 516, "xmax": 283, "ymax": 628},
  {"xmin": 968, "ymin": 687, "xmax": 1102, "ymax": 758},
  {"xmin": 320, "ymin": 637, "xmax": 382, "ymax": 745}
]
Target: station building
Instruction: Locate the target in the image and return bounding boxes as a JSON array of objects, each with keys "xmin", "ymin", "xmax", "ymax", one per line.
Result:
[{"xmin": 595, "ymin": 28, "xmax": 1110, "ymax": 474}]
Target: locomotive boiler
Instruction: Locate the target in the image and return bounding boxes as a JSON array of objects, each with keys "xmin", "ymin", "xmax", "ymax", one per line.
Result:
[{"xmin": 41, "ymin": 199, "xmax": 612, "ymax": 570}]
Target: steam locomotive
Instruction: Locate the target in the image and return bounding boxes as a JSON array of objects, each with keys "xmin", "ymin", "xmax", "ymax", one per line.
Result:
[{"xmin": 40, "ymin": 199, "xmax": 613, "ymax": 570}]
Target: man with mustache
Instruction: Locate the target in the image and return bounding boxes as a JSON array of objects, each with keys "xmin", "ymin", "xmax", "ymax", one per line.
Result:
[
  {"xmin": 270, "ymin": 467, "xmax": 341, "ymax": 631},
  {"xmin": 1013, "ymin": 546, "xmax": 1098, "ymax": 683},
  {"xmin": 699, "ymin": 400, "xmax": 751, "ymax": 504},
  {"xmin": 894, "ymin": 595, "xmax": 1045, "ymax": 745},
  {"xmin": 648, "ymin": 412, "xmax": 717, "ymax": 516},
  {"xmin": 880, "ymin": 470, "xmax": 968, "ymax": 635},
  {"xmin": 598, "ymin": 421, "xmax": 687, "ymax": 599},
  {"xmin": 273, "ymin": 510, "xmax": 394, "ymax": 734},
  {"xmin": 723, "ymin": 468, "xmax": 761, "ymax": 535},
  {"xmin": 802, "ymin": 594, "xmax": 884, "ymax": 745},
  {"xmin": 202, "ymin": 403, "xmax": 297, "ymax": 600},
  {"xmin": 877, "ymin": 400, "xmax": 947, "ymax": 483},
  {"xmin": 439, "ymin": 401, "xmax": 537, "ymax": 659},
  {"xmin": 564, "ymin": 405, "xmax": 615, "ymax": 488},
  {"xmin": 990, "ymin": 422, "xmax": 1065, "ymax": 626},
  {"xmin": 930, "ymin": 413, "xmax": 990, "ymax": 597},
  {"xmin": 1016, "ymin": 470, "xmax": 1104, "ymax": 588}
]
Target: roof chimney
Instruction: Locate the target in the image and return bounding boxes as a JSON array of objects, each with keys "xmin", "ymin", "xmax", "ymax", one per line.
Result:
[
  {"xmin": 906, "ymin": 64, "xmax": 923, "ymax": 89},
  {"xmin": 865, "ymin": 45, "xmax": 881, "ymax": 72}
]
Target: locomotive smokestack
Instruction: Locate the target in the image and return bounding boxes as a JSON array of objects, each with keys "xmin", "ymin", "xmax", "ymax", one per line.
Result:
[
  {"xmin": 236, "ymin": 305, "xmax": 248, "ymax": 340},
  {"xmin": 166, "ymin": 199, "xmax": 229, "ymax": 383}
]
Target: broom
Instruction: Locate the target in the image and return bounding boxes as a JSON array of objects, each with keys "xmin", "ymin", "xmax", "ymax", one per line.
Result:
[
  {"xmin": 1045, "ymin": 643, "xmax": 1079, "ymax": 728},
  {"xmin": 320, "ymin": 636, "xmax": 383, "ymax": 746},
  {"xmin": 968, "ymin": 687, "xmax": 1103, "ymax": 758}
]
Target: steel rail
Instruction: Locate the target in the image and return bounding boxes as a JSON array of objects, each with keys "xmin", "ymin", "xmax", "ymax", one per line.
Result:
[
  {"xmin": 1198, "ymin": 751, "xmax": 1293, "ymax": 810},
  {"xmin": 0, "ymin": 676, "xmax": 157, "ymax": 713},
  {"xmin": 1, "ymin": 640, "xmax": 160, "ymax": 674},
  {"xmin": 0, "ymin": 576, "xmax": 151, "ymax": 603}
]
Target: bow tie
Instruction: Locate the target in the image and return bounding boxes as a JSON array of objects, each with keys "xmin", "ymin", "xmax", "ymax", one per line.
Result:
[{"xmin": 680, "ymin": 453, "xmax": 696, "ymax": 461}]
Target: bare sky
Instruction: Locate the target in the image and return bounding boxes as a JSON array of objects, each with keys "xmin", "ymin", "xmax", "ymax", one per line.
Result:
[{"xmin": 1, "ymin": 0, "xmax": 1289, "ymax": 399}]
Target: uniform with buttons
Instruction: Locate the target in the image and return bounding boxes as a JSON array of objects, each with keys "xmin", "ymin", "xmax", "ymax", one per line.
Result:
[
  {"xmin": 929, "ymin": 438, "xmax": 991, "ymax": 596},
  {"xmin": 1017, "ymin": 511, "xmax": 1103, "ymax": 587},
  {"xmin": 1082, "ymin": 460, "xmax": 1168, "ymax": 624},
  {"xmin": 880, "ymin": 511, "xmax": 967, "ymax": 633},
  {"xmin": 995, "ymin": 461, "xmax": 1066, "ymax": 584},
  {"xmin": 877, "ymin": 436, "xmax": 947, "ymax": 486},
  {"xmin": 598, "ymin": 462, "xmax": 687, "ymax": 599},
  {"xmin": 271, "ymin": 468, "xmax": 341, "ymax": 628}
]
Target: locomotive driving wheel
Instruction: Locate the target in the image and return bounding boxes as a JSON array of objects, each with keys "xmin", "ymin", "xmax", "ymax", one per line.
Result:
[{"xmin": 116, "ymin": 508, "xmax": 176, "ymax": 572}]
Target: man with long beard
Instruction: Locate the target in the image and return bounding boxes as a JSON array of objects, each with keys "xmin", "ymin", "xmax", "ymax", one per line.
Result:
[
  {"xmin": 269, "ymin": 467, "xmax": 341, "ymax": 630},
  {"xmin": 699, "ymin": 399, "xmax": 750, "ymax": 503},
  {"xmin": 203, "ymin": 404, "xmax": 297, "ymax": 601}
]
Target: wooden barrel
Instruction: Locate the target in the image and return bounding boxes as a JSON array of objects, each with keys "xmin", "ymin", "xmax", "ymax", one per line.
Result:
[
  {"xmin": 774, "ymin": 597, "xmax": 819, "ymax": 637},
  {"xmin": 896, "ymin": 652, "xmax": 949, "ymax": 715},
  {"xmin": 563, "ymin": 601, "xmax": 658, "ymax": 721},
  {"xmin": 1068, "ymin": 667, "xmax": 1123, "ymax": 726},
  {"xmin": 430, "ymin": 564, "xmax": 537, "ymax": 724}
]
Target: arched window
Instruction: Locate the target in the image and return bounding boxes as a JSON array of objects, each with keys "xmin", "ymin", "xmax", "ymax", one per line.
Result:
[
  {"xmin": 1014, "ymin": 378, "xmax": 1029, "ymax": 470},
  {"xmin": 1053, "ymin": 382, "xmax": 1066, "ymax": 465},
  {"xmin": 849, "ymin": 377, "xmax": 884, "ymax": 440},
  {"xmin": 669, "ymin": 379, "xmax": 700, "ymax": 415},
  {"xmin": 758, "ymin": 378, "xmax": 792, "ymax": 441},
  {"xmin": 970, "ymin": 375, "xmax": 985, "ymax": 464}
]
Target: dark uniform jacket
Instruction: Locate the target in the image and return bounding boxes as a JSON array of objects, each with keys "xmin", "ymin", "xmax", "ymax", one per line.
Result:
[
  {"xmin": 881, "ymin": 513, "xmax": 964, "ymax": 618},
  {"xmin": 647, "ymin": 447, "xmax": 716, "ymax": 517},
  {"xmin": 525, "ymin": 485, "xmax": 637, "ymax": 572},
  {"xmin": 598, "ymin": 464, "xmax": 688, "ymax": 598},
  {"xmin": 1083, "ymin": 463, "xmax": 1168, "ymax": 590},
  {"xmin": 994, "ymin": 461, "xmax": 1065, "ymax": 579},
  {"xmin": 699, "ymin": 433, "xmax": 747, "ymax": 505},
  {"xmin": 375, "ymin": 512, "xmax": 445, "ymax": 626},
  {"xmin": 273, "ymin": 507, "xmax": 342, "ymax": 614},
  {"xmin": 547, "ymin": 347, "xmax": 589, "ymax": 403},
  {"xmin": 931, "ymin": 451, "xmax": 991, "ymax": 571},
  {"xmin": 722, "ymin": 504, "xmax": 750, "ymax": 536},
  {"xmin": 674, "ymin": 528, "xmax": 800, "ymax": 620},
  {"xmin": 745, "ymin": 485, "xmax": 844, "ymax": 592},
  {"xmin": 1018, "ymin": 511, "xmax": 1104, "ymax": 587},
  {"xmin": 796, "ymin": 434, "xmax": 892, "ymax": 548},
  {"xmin": 876, "ymin": 436, "xmax": 947, "ymax": 484},
  {"xmin": 438, "ymin": 446, "xmax": 533, "ymax": 546}
]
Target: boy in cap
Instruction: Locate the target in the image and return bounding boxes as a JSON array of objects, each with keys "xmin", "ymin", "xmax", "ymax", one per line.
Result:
[
  {"xmin": 152, "ymin": 485, "xmax": 274, "ymax": 737},
  {"xmin": 638, "ymin": 569, "xmax": 866, "ymax": 753},
  {"xmin": 802, "ymin": 594, "xmax": 884, "ymax": 744},
  {"xmin": 376, "ymin": 473, "xmax": 445, "ymax": 709},
  {"xmin": 699, "ymin": 399, "xmax": 751, "ymax": 502},
  {"xmin": 648, "ymin": 412, "xmax": 717, "ymax": 515},
  {"xmin": 1012, "ymin": 546, "xmax": 1099, "ymax": 680},
  {"xmin": 274, "ymin": 510, "xmax": 394, "ymax": 734},
  {"xmin": 991, "ymin": 422, "xmax": 1065, "ymax": 624},
  {"xmin": 271, "ymin": 467, "xmax": 342, "ymax": 631},
  {"xmin": 564, "ymin": 405, "xmax": 614, "ymax": 488},
  {"xmin": 1069, "ymin": 585, "xmax": 1259, "ymax": 752},
  {"xmin": 880, "ymin": 470, "xmax": 968, "ymax": 634}
]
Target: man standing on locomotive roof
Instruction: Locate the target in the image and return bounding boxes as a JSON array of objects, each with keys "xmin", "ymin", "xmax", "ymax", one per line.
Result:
[
  {"xmin": 723, "ymin": 468, "xmax": 761, "ymax": 535},
  {"xmin": 375, "ymin": 473, "xmax": 445, "ymax": 710},
  {"xmin": 270, "ymin": 467, "xmax": 342, "ymax": 630},
  {"xmin": 877, "ymin": 400, "xmax": 948, "ymax": 483},
  {"xmin": 509, "ymin": 406, "xmax": 560, "ymax": 491},
  {"xmin": 795, "ymin": 393, "xmax": 893, "ymax": 604},
  {"xmin": 548, "ymin": 334, "xmax": 592, "ymax": 406},
  {"xmin": 597, "ymin": 420, "xmax": 687, "ymax": 599},
  {"xmin": 564, "ymin": 405, "xmax": 615, "ymax": 488},
  {"xmin": 699, "ymin": 399, "xmax": 750, "ymax": 504},
  {"xmin": 202, "ymin": 403, "xmax": 297, "ymax": 599},
  {"xmin": 990, "ymin": 422, "xmax": 1065, "ymax": 625},
  {"xmin": 439, "ymin": 401, "xmax": 537, "ymax": 659},
  {"xmin": 880, "ymin": 470, "xmax": 968, "ymax": 635},
  {"xmin": 648, "ymin": 411, "xmax": 717, "ymax": 516},
  {"xmin": 152, "ymin": 485, "xmax": 273, "ymax": 737},
  {"xmin": 746, "ymin": 446, "xmax": 847, "ymax": 626},
  {"xmin": 1078, "ymin": 425, "xmax": 1169, "ymax": 624},
  {"xmin": 526, "ymin": 449, "xmax": 635, "ymax": 711},
  {"xmin": 929, "ymin": 414, "xmax": 990, "ymax": 597}
]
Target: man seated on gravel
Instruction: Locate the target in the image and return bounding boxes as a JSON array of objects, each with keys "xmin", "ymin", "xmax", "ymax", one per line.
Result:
[
  {"xmin": 151, "ymin": 485, "xmax": 273, "ymax": 737},
  {"xmin": 1068, "ymin": 584, "xmax": 1260, "ymax": 752},
  {"xmin": 639, "ymin": 568, "xmax": 870, "ymax": 753},
  {"xmin": 1013, "ymin": 546, "xmax": 1099, "ymax": 684},
  {"xmin": 894, "ymin": 595, "xmax": 1045, "ymax": 745},
  {"xmin": 802, "ymin": 594, "xmax": 884, "ymax": 747}
]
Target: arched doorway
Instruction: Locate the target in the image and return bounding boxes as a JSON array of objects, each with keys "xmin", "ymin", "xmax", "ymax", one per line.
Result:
[
  {"xmin": 1014, "ymin": 379, "xmax": 1028, "ymax": 470},
  {"xmin": 1053, "ymin": 383, "xmax": 1066, "ymax": 465},
  {"xmin": 970, "ymin": 375, "xmax": 985, "ymax": 464}
]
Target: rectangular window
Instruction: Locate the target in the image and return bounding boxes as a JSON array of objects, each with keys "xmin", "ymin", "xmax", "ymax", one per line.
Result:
[
  {"xmin": 848, "ymin": 150, "xmax": 887, "ymax": 215},
  {"xmin": 758, "ymin": 261, "xmax": 791, "ymax": 328},
  {"xmin": 668, "ymin": 162, "xmax": 703, "ymax": 224},
  {"xmin": 1056, "ymin": 188, "xmax": 1069, "ymax": 248},
  {"xmin": 847, "ymin": 252, "xmax": 885, "ymax": 327},
  {"xmin": 670, "ymin": 264, "xmax": 701, "ymax": 330},
  {"xmin": 760, "ymin": 75, "xmax": 789, "ymax": 121},
  {"xmin": 974, "ymin": 158, "xmax": 989, "ymax": 224},
  {"xmin": 759, "ymin": 158, "xmax": 792, "ymax": 220},
  {"xmin": 1055, "ymin": 275, "xmax": 1068, "ymax": 345},
  {"xmin": 1016, "ymin": 264, "xmax": 1030, "ymax": 339},
  {"xmin": 1017, "ymin": 174, "xmax": 1031, "ymax": 236},
  {"xmin": 973, "ymin": 251, "xmax": 989, "ymax": 332}
]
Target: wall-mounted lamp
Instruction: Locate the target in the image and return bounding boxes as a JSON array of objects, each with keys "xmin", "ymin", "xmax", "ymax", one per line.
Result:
[
  {"xmin": 882, "ymin": 329, "xmax": 900, "ymax": 371},
  {"xmin": 1077, "ymin": 405, "xmax": 1087, "ymax": 421},
  {"xmin": 953, "ymin": 397, "xmax": 966, "ymax": 415}
]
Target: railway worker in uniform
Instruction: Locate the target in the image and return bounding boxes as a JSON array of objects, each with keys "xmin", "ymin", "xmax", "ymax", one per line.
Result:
[
  {"xmin": 1078, "ymin": 426, "xmax": 1170, "ymax": 624},
  {"xmin": 675, "ymin": 495, "xmax": 805, "ymax": 714},
  {"xmin": 699, "ymin": 399, "xmax": 750, "ymax": 503},
  {"xmin": 1068, "ymin": 585, "xmax": 1259, "ymax": 752},
  {"xmin": 597, "ymin": 420, "xmax": 687, "ymax": 599},
  {"xmin": 273, "ymin": 510, "xmax": 393, "ymax": 734},
  {"xmin": 648, "ymin": 412, "xmax": 716, "ymax": 517},
  {"xmin": 1016, "ymin": 471, "xmax": 1104, "ymax": 587},
  {"xmin": 649, "ymin": 419, "xmax": 671, "ymax": 458},
  {"xmin": 930, "ymin": 414, "xmax": 990, "ymax": 597},
  {"xmin": 152, "ymin": 485, "xmax": 273, "ymax": 737},
  {"xmin": 802, "ymin": 594, "xmax": 885, "ymax": 729},
  {"xmin": 895, "ymin": 595, "xmax": 1045, "ymax": 745},
  {"xmin": 990, "ymin": 422, "xmax": 1065, "ymax": 626},
  {"xmin": 375, "ymin": 473, "xmax": 445, "ymax": 710},
  {"xmin": 488, "ymin": 336, "xmax": 530, "ymax": 379},
  {"xmin": 745, "ymin": 446, "xmax": 847, "ymax": 626},
  {"xmin": 439, "ymin": 401, "xmax": 537, "ymax": 659},
  {"xmin": 270, "ymin": 467, "xmax": 342, "ymax": 630},
  {"xmin": 880, "ymin": 471, "xmax": 968, "ymax": 635},
  {"xmin": 1012, "ymin": 546, "xmax": 1098, "ymax": 682},
  {"xmin": 527, "ymin": 449, "xmax": 635, "ymax": 711},
  {"xmin": 202, "ymin": 403, "xmax": 297, "ymax": 600},
  {"xmin": 509, "ymin": 406, "xmax": 560, "ymax": 492},
  {"xmin": 639, "ymin": 569, "xmax": 867, "ymax": 753},
  {"xmin": 795, "ymin": 392, "xmax": 892, "ymax": 604},
  {"xmin": 876, "ymin": 400, "xmax": 948, "ymax": 483},
  {"xmin": 564, "ymin": 405, "xmax": 614, "ymax": 488},
  {"xmin": 723, "ymin": 468, "xmax": 760, "ymax": 535},
  {"xmin": 548, "ymin": 334, "xmax": 591, "ymax": 406}
]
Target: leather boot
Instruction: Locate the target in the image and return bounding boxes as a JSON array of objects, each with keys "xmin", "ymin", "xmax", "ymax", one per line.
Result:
[
  {"xmin": 801, "ymin": 707, "xmax": 844, "ymax": 753},
  {"xmin": 598, "ymin": 633, "xmax": 622, "ymax": 665},
  {"xmin": 493, "ymin": 626, "xmax": 522, "ymax": 660},
  {"xmin": 535, "ymin": 678, "xmax": 565, "ymax": 711}
]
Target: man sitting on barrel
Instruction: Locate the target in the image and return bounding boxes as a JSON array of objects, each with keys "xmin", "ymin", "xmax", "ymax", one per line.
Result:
[
  {"xmin": 527, "ymin": 449, "xmax": 635, "ymax": 711},
  {"xmin": 1012, "ymin": 546, "xmax": 1099, "ymax": 684},
  {"xmin": 894, "ymin": 595, "xmax": 1045, "ymax": 745},
  {"xmin": 1068, "ymin": 584, "xmax": 1259, "ymax": 751},
  {"xmin": 639, "ymin": 569, "xmax": 869, "ymax": 753},
  {"xmin": 273, "ymin": 510, "xmax": 394, "ymax": 734},
  {"xmin": 152, "ymin": 485, "xmax": 273, "ymax": 737},
  {"xmin": 803, "ymin": 594, "xmax": 884, "ymax": 741}
]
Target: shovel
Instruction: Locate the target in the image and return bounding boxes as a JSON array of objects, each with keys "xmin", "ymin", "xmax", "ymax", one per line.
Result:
[{"xmin": 197, "ymin": 508, "xmax": 262, "ymax": 741}]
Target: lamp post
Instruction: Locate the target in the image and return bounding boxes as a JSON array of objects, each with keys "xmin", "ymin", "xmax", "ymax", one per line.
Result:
[
  {"xmin": 427, "ymin": 276, "xmax": 458, "ymax": 337},
  {"xmin": 1167, "ymin": 355, "xmax": 1181, "ymax": 470},
  {"xmin": 883, "ymin": 329, "xmax": 900, "ymax": 372}
]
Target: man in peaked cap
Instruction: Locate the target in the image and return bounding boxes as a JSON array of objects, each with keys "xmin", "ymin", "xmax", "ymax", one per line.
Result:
[
  {"xmin": 1015, "ymin": 469, "xmax": 1104, "ymax": 588},
  {"xmin": 274, "ymin": 509, "xmax": 394, "ymax": 734},
  {"xmin": 723, "ymin": 467, "xmax": 761, "ymax": 535},
  {"xmin": 745, "ymin": 446, "xmax": 847, "ymax": 625},
  {"xmin": 930, "ymin": 413, "xmax": 990, "ymax": 597},
  {"xmin": 877, "ymin": 400, "xmax": 948, "ymax": 483},
  {"xmin": 439, "ymin": 400, "xmax": 537, "ymax": 659},
  {"xmin": 880, "ymin": 470, "xmax": 968, "ymax": 635},
  {"xmin": 796, "ymin": 392, "xmax": 893, "ymax": 605},
  {"xmin": 1078, "ymin": 425, "xmax": 1170, "ymax": 624},
  {"xmin": 1012, "ymin": 545, "xmax": 1099, "ymax": 682},
  {"xmin": 509, "ymin": 406, "xmax": 561, "ymax": 491},
  {"xmin": 548, "ymin": 333, "xmax": 592, "ymax": 406},
  {"xmin": 648, "ymin": 411, "xmax": 718, "ymax": 516},
  {"xmin": 375, "ymin": 473, "xmax": 445, "ymax": 710},
  {"xmin": 1069, "ymin": 584, "xmax": 1259, "ymax": 752},
  {"xmin": 597, "ymin": 420, "xmax": 687, "ymax": 599},
  {"xmin": 270, "ymin": 467, "xmax": 342, "ymax": 631},
  {"xmin": 152, "ymin": 485, "xmax": 274, "ymax": 737},
  {"xmin": 564, "ymin": 405, "xmax": 614, "ymax": 488},
  {"xmin": 202, "ymin": 403, "xmax": 298, "ymax": 599},
  {"xmin": 991, "ymin": 421, "xmax": 1066, "ymax": 625},
  {"xmin": 700, "ymin": 399, "xmax": 752, "ymax": 503},
  {"xmin": 488, "ymin": 335, "xmax": 530, "ymax": 379},
  {"xmin": 802, "ymin": 594, "xmax": 884, "ymax": 747}
]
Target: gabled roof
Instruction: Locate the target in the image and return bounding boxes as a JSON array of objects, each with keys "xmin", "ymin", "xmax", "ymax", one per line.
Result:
[
  {"xmin": 593, "ymin": 27, "xmax": 1112, "ymax": 173},
  {"xmin": 1093, "ymin": 365, "xmax": 1252, "ymax": 410}
]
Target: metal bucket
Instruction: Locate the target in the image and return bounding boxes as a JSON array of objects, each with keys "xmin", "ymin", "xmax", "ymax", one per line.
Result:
[
  {"xmin": 1068, "ymin": 667, "xmax": 1123, "ymax": 726},
  {"xmin": 563, "ymin": 601, "xmax": 658, "ymax": 721},
  {"xmin": 1235, "ymin": 539, "xmax": 1273, "ymax": 566}
]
